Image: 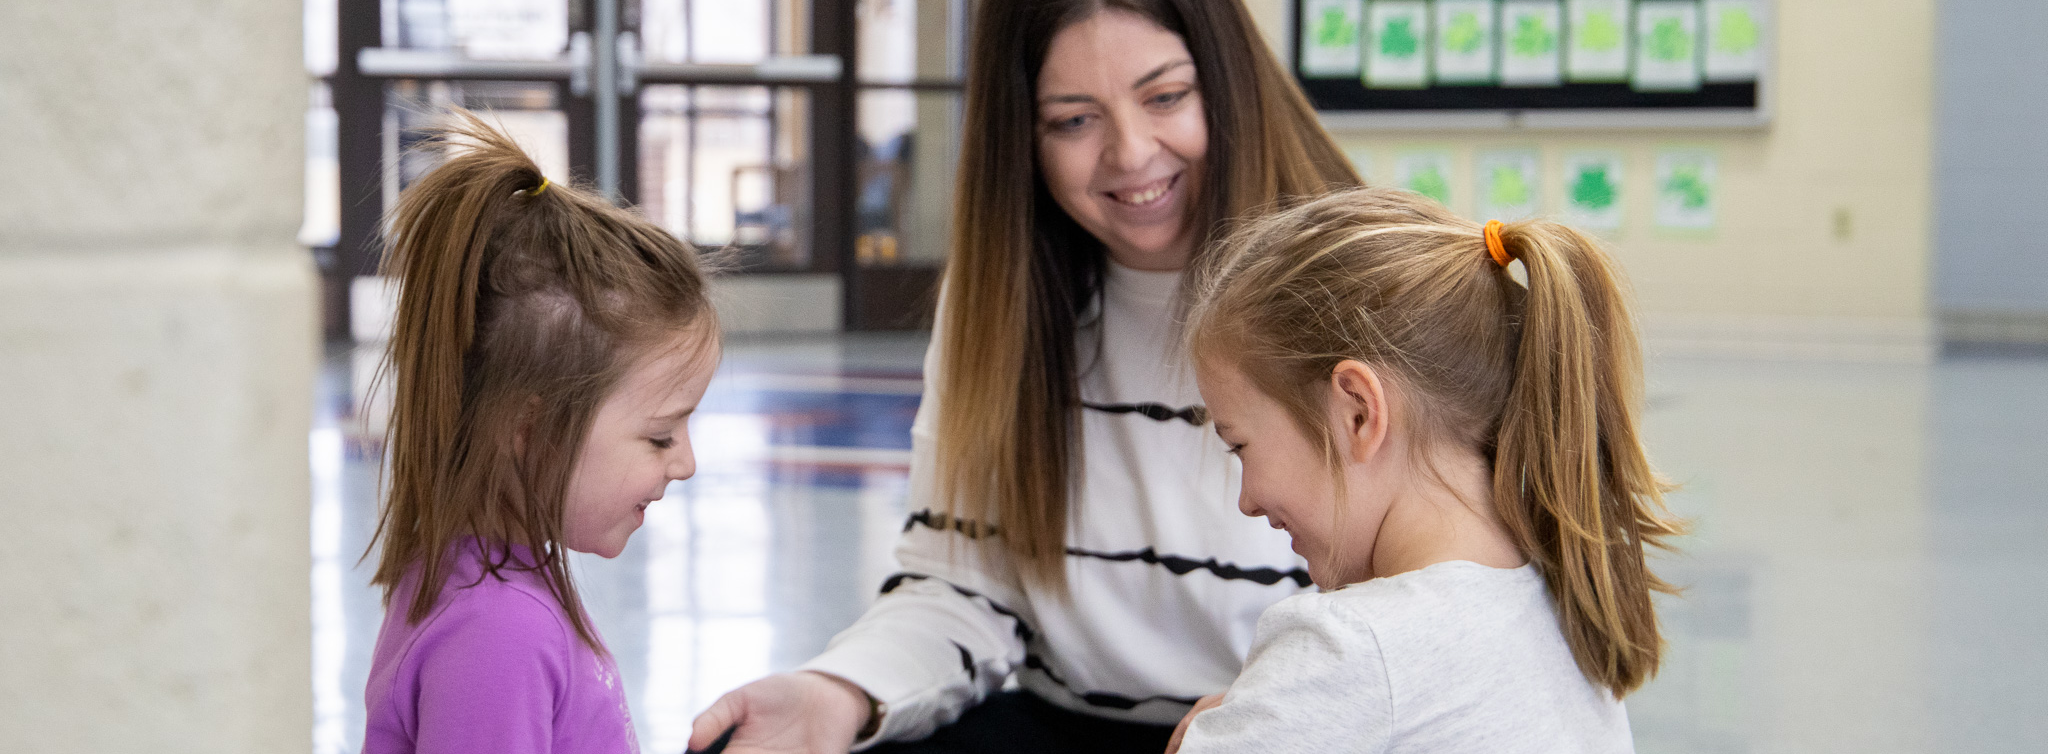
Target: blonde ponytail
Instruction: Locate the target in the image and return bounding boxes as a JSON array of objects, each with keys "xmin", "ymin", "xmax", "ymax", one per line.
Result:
[{"xmin": 1490, "ymin": 222, "xmax": 1683, "ymax": 696}]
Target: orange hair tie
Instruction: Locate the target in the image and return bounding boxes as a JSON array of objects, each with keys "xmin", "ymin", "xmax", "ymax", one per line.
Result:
[{"xmin": 1483, "ymin": 220, "xmax": 1513, "ymax": 267}]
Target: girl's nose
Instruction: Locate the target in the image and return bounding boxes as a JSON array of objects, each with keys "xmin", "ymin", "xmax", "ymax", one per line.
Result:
[
  {"xmin": 1236, "ymin": 486, "xmax": 1262, "ymax": 518},
  {"xmin": 669, "ymin": 446, "xmax": 697, "ymax": 483}
]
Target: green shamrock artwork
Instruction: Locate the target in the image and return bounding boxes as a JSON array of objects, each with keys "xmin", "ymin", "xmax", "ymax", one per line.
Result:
[
  {"xmin": 1408, "ymin": 165, "xmax": 1451, "ymax": 204},
  {"xmin": 1647, "ymin": 18, "xmax": 1693, "ymax": 62},
  {"xmin": 1315, "ymin": 7, "xmax": 1358, "ymax": 48},
  {"xmin": 1571, "ymin": 167, "xmax": 1618, "ymax": 210},
  {"xmin": 1381, "ymin": 17, "xmax": 1421, "ymax": 58},
  {"xmin": 1511, "ymin": 15, "xmax": 1557, "ymax": 57},
  {"xmin": 1663, "ymin": 166, "xmax": 1710, "ymax": 209},
  {"xmin": 1578, "ymin": 11, "xmax": 1623, "ymax": 52},
  {"xmin": 1488, "ymin": 166, "xmax": 1531, "ymax": 209},
  {"xmin": 1443, "ymin": 12, "xmax": 1485, "ymax": 54},
  {"xmin": 1714, "ymin": 8, "xmax": 1759, "ymax": 54}
]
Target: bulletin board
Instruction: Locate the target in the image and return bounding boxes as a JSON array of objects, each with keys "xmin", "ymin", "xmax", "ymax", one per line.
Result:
[{"xmin": 1293, "ymin": 0, "xmax": 1769, "ymax": 121}]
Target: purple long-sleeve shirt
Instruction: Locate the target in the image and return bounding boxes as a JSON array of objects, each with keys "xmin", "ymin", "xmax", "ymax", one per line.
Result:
[{"xmin": 363, "ymin": 541, "xmax": 639, "ymax": 754}]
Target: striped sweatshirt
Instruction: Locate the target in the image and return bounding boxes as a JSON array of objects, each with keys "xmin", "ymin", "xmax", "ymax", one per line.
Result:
[{"xmin": 801, "ymin": 260, "xmax": 1311, "ymax": 747}]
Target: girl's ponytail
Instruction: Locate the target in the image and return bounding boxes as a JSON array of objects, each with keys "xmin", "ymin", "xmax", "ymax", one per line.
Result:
[
  {"xmin": 375, "ymin": 117, "xmax": 551, "ymax": 605},
  {"xmin": 1490, "ymin": 220, "xmax": 1684, "ymax": 697}
]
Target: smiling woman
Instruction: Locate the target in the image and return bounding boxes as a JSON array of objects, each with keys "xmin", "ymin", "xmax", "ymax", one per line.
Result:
[
  {"xmin": 687, "ymin": 1, "xmax": 1359, "ymax": 753},
  {"xmin": 1033, "ymin": 11, "xmax": 1212, "ymax": 271}
]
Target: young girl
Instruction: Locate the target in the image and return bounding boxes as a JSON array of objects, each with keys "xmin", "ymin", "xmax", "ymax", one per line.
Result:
[
  {"xmin": 1169, "ymin": 187, "xmax": 1682, "ymax": 753},
  {"xmin": 360, "ymin": 113, "xmax": 718, "ymax": 754}
]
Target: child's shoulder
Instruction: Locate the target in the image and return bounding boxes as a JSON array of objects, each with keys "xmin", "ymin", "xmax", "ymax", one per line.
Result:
[
  {"xmin": 432, "ymin": 561, "xmax": 573, "ymax": 639},
  {"xmin": 1306, "ymin": 561, "xmax": 1551, "ymax": 640},
  {"xmin": 388, "ymin": 558, "xmax": 582, "ymax": 670}
]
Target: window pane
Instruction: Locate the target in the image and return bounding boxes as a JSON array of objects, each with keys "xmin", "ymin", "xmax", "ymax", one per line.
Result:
[
  {"xmin": 855, "ymin": 88, "xmax": 959, "ymax": 266},
  {"xmin": 640, "ymin": 85, "xmax": 811, "ymax": 269},
  {"xmin": 640, "ymin": 0, "xmax": 779, "ymax": 64},
  {"xmin": 382, "ymin": 0, "xmax": 569, "ymax": 59},
  {"xmin": 857, "ymin": 0, "xmax": 966, "ymax": 84},
  {"xmin": 384, "ymin": 80, "xmax": 568, "ymax": 214}
]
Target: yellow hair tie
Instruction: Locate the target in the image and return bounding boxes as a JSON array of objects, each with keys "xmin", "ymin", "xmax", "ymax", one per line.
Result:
[
  {"xmin": 1483, "ymin": 220, "xmax": 1513, "ymax": 267},
  {"xmin": 528, "ymin": 177, "xmax": 550, "ymax": 197}
]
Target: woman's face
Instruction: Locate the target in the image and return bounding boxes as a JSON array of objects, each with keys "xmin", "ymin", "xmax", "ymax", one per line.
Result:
[{"xmin": 1035, "ymin": 9, "xmax": 1209, "ymax": 272}]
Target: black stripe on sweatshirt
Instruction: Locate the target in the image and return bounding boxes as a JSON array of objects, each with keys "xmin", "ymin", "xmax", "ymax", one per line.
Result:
[
  {"xmin": 1066, "ymin": 546, "xmax": 1313, "ymax": 588},
  {"xmin": 1023, "ymin": 654, "xmax": 1204, "ymax": 711},
  {"xmin": 1082, "ymin": 402, "xmax": 1209, "ymax": 426},
  {"xmin": 902, "ymin": 510, "xmax": 999, "ymax": 539},
  {"xmin": 880, "ymin": 573, "xmax": 1207, "ymax": 712},
  {"xmin": 879, "ymin": 572, "xmax": 1035, "ymax": 643}
]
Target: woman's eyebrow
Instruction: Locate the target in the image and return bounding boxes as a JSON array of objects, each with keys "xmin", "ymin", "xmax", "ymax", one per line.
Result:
[
  {"xmin": 1131, "ymin": 59, "xmax": 1193, "ymax": 89},
  {"xmin": 1038, "ymin": 59, "xmax": 1196, "ymax": 106}
]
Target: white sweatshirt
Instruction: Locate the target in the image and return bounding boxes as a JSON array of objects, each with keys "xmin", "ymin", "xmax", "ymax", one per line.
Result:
[
  {"xmin": 801, "ymin": 261, "xmax": 1311, "ymax": 747},
  {"xmin": 1178, "ymin": 561, "xmax": 1636, "ymax": 754}
]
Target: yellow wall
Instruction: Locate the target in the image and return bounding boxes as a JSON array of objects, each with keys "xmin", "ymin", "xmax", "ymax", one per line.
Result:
[{"xmin": 1247, "ymin": 0, "xmax": 1937, "ymax": 361}]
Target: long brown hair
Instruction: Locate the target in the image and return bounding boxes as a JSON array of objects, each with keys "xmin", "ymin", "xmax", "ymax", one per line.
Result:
[
  {"xmin": 934, "ymin": 0, "xmax": 1360, "ymax": 588},
  {"xmin": 369, "ymin": 111, "xmax": 714, "ymax": 652},
  {"xmin": 1185, "ymin": 187, "xmax": 1683, "ymax": 695}
]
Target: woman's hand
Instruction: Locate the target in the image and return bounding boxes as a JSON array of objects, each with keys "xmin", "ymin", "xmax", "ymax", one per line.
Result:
[
  {"xmin": 1163, "ymin": 692, "xmax": 1225, "ymax": 754},
  {"xmin": 688, "ymin": 671, "xmax": 874, "ymax": 754}
]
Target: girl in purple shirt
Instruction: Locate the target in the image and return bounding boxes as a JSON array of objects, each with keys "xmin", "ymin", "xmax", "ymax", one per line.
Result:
[{"xmin": 360, "ymin": 111, "xmax": 720, "ymax": 754}]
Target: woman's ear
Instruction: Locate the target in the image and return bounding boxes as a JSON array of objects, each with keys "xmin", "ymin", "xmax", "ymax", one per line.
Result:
[{"xmin": 1328, "ymin": 360, "xmax": 1389, "ymax": 464}]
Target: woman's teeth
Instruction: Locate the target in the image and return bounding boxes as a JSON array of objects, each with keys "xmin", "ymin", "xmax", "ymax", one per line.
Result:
[{"xmin": 1112, "ymin": 179, "xmax": 1171, "ymax": 205}]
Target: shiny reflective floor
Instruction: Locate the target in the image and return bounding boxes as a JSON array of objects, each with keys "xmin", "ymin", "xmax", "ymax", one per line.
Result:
[{"xmin": 312, "ymin": 334, "xmax": 2048, "ymax": 754}]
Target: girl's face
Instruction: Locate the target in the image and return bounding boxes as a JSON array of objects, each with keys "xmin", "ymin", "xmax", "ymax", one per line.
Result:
[
  {"xmin": 562, "ymin": 327, "xmax": 721, "ymax": 558},
  {"xmin": 1198, "ymin": 360, "xmax": 1392, "ymax": 588},
  {"xmin": 1035, "ymin": 9, "xmax": 1209, "ymax": 272}
]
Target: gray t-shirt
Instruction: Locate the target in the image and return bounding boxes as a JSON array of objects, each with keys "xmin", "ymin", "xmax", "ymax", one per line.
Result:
[{"xmin": 1178, "ymin": 561, "xmax": 1635, "ymax": 754}]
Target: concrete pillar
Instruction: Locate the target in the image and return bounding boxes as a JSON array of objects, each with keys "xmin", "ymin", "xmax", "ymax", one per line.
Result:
[{"xmin": 0, "ymin": 1, "xmax": 316, "ymax": 751}]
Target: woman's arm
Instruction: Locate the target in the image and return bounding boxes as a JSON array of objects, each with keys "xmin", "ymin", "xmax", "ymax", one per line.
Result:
[{"xmin": 690, "ymin": 323, "xmax": 1036, "ymax": 752}]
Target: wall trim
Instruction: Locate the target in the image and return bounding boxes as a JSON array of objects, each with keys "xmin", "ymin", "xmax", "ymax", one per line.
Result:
[
  {"xmin": 1939, "ymin": 309, "xmax": 2048, "ymax": 348},
  {"xmin": 1639, "ymin": 312, "xmax": 1936, "ymax": 364}
]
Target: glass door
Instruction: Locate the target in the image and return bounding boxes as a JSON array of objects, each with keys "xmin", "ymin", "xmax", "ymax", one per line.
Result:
[{"xmin": 309, "ymin": 0, "xmax": 964, "ymax": 337}]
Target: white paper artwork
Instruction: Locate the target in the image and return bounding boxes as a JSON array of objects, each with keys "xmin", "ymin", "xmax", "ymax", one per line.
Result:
[
  {"xmin": 1654, "ymin": 149, "xmax": 1717, "ymax": 230},
  {"xmin": 1366, "ymin": 1, "xmax": 1432, "ymax": 89},
  {"xmin": 1499, "ymin": 1, "xmax": 1564, "ymax": 87},
  {"xmin": 1433, "ymin": 0, "xmax": 1499, "ymax": 85},
  {"xmin": 1632, "ymin": 1, "xmax": 1702, "ymax": 92},
  {"xmin": 1300, "ymin": 0, "xmax": 1367, "ymax": 77},
  {"xmin": 1703, "ymin": 0, "xmax": 1765, "ymax": 82},
  {"xmin": 1476, "ymin": 149, "xmax": 1543, "ymax": 221},
  {"xmin": 1565, "ymin": 0, "xmax": 1631, "ymax": 82},
  {"xmin": 1560, "ymin": 151, "xmax": 1625, "ymax": 230}
]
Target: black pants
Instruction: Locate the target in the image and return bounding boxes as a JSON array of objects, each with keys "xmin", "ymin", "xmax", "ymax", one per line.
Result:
[{"xmin": 867, "ymin": 691, "xmax": 1176, "ymax": 754}]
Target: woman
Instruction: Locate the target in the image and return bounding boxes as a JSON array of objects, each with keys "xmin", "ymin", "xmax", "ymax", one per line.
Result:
[{"xmin": 692, "ymin": 1, "xmax": 1358, "ymax": 751}]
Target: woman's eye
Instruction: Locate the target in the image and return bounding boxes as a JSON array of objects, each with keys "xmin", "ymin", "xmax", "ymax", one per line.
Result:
[
  {"xmin": 1225, "ymin": 443, "xmax": 1245, "ymax": 456},
  {"xmin": 1046, "ymin": 114, "xmax": 1090, "ymax": 132},
  {"xmin": 649, "ymin": 437, "xmax": 675, "ymax": 450},
  {"xmin": 1149, "ymin": 89, "xmax": 1191, "ymax": 108}
]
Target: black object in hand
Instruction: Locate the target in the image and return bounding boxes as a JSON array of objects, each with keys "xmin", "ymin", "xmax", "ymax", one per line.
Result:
[{"xmin": 685, "ymin": 724, "xmax": 737, "ymax": 754}]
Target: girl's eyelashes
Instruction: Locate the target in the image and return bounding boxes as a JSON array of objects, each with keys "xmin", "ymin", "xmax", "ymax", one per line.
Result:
[
  {"xmin": 1225, "ymin": 442, "xmax": 1246, "ymax": 455},
  {"xmin": 648, "ymin": 436, "xmax": 676, "ymax": 450}
]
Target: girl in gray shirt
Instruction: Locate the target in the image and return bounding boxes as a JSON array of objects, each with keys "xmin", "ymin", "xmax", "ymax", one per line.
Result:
[{"xmin": 1170, "ymin": 187, "xmax": 1683, "ymax": 753}]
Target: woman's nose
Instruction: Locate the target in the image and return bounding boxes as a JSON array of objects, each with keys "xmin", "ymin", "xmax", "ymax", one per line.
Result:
[{"xmin": 1104, "ymin": 112, "xmax": 1159, "ymax": 173}]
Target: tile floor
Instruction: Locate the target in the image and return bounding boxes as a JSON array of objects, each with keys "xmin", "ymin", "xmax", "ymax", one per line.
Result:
[{"xmin": 311, "ymin": 333, "xmax": 2048, "ymax": 754}]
